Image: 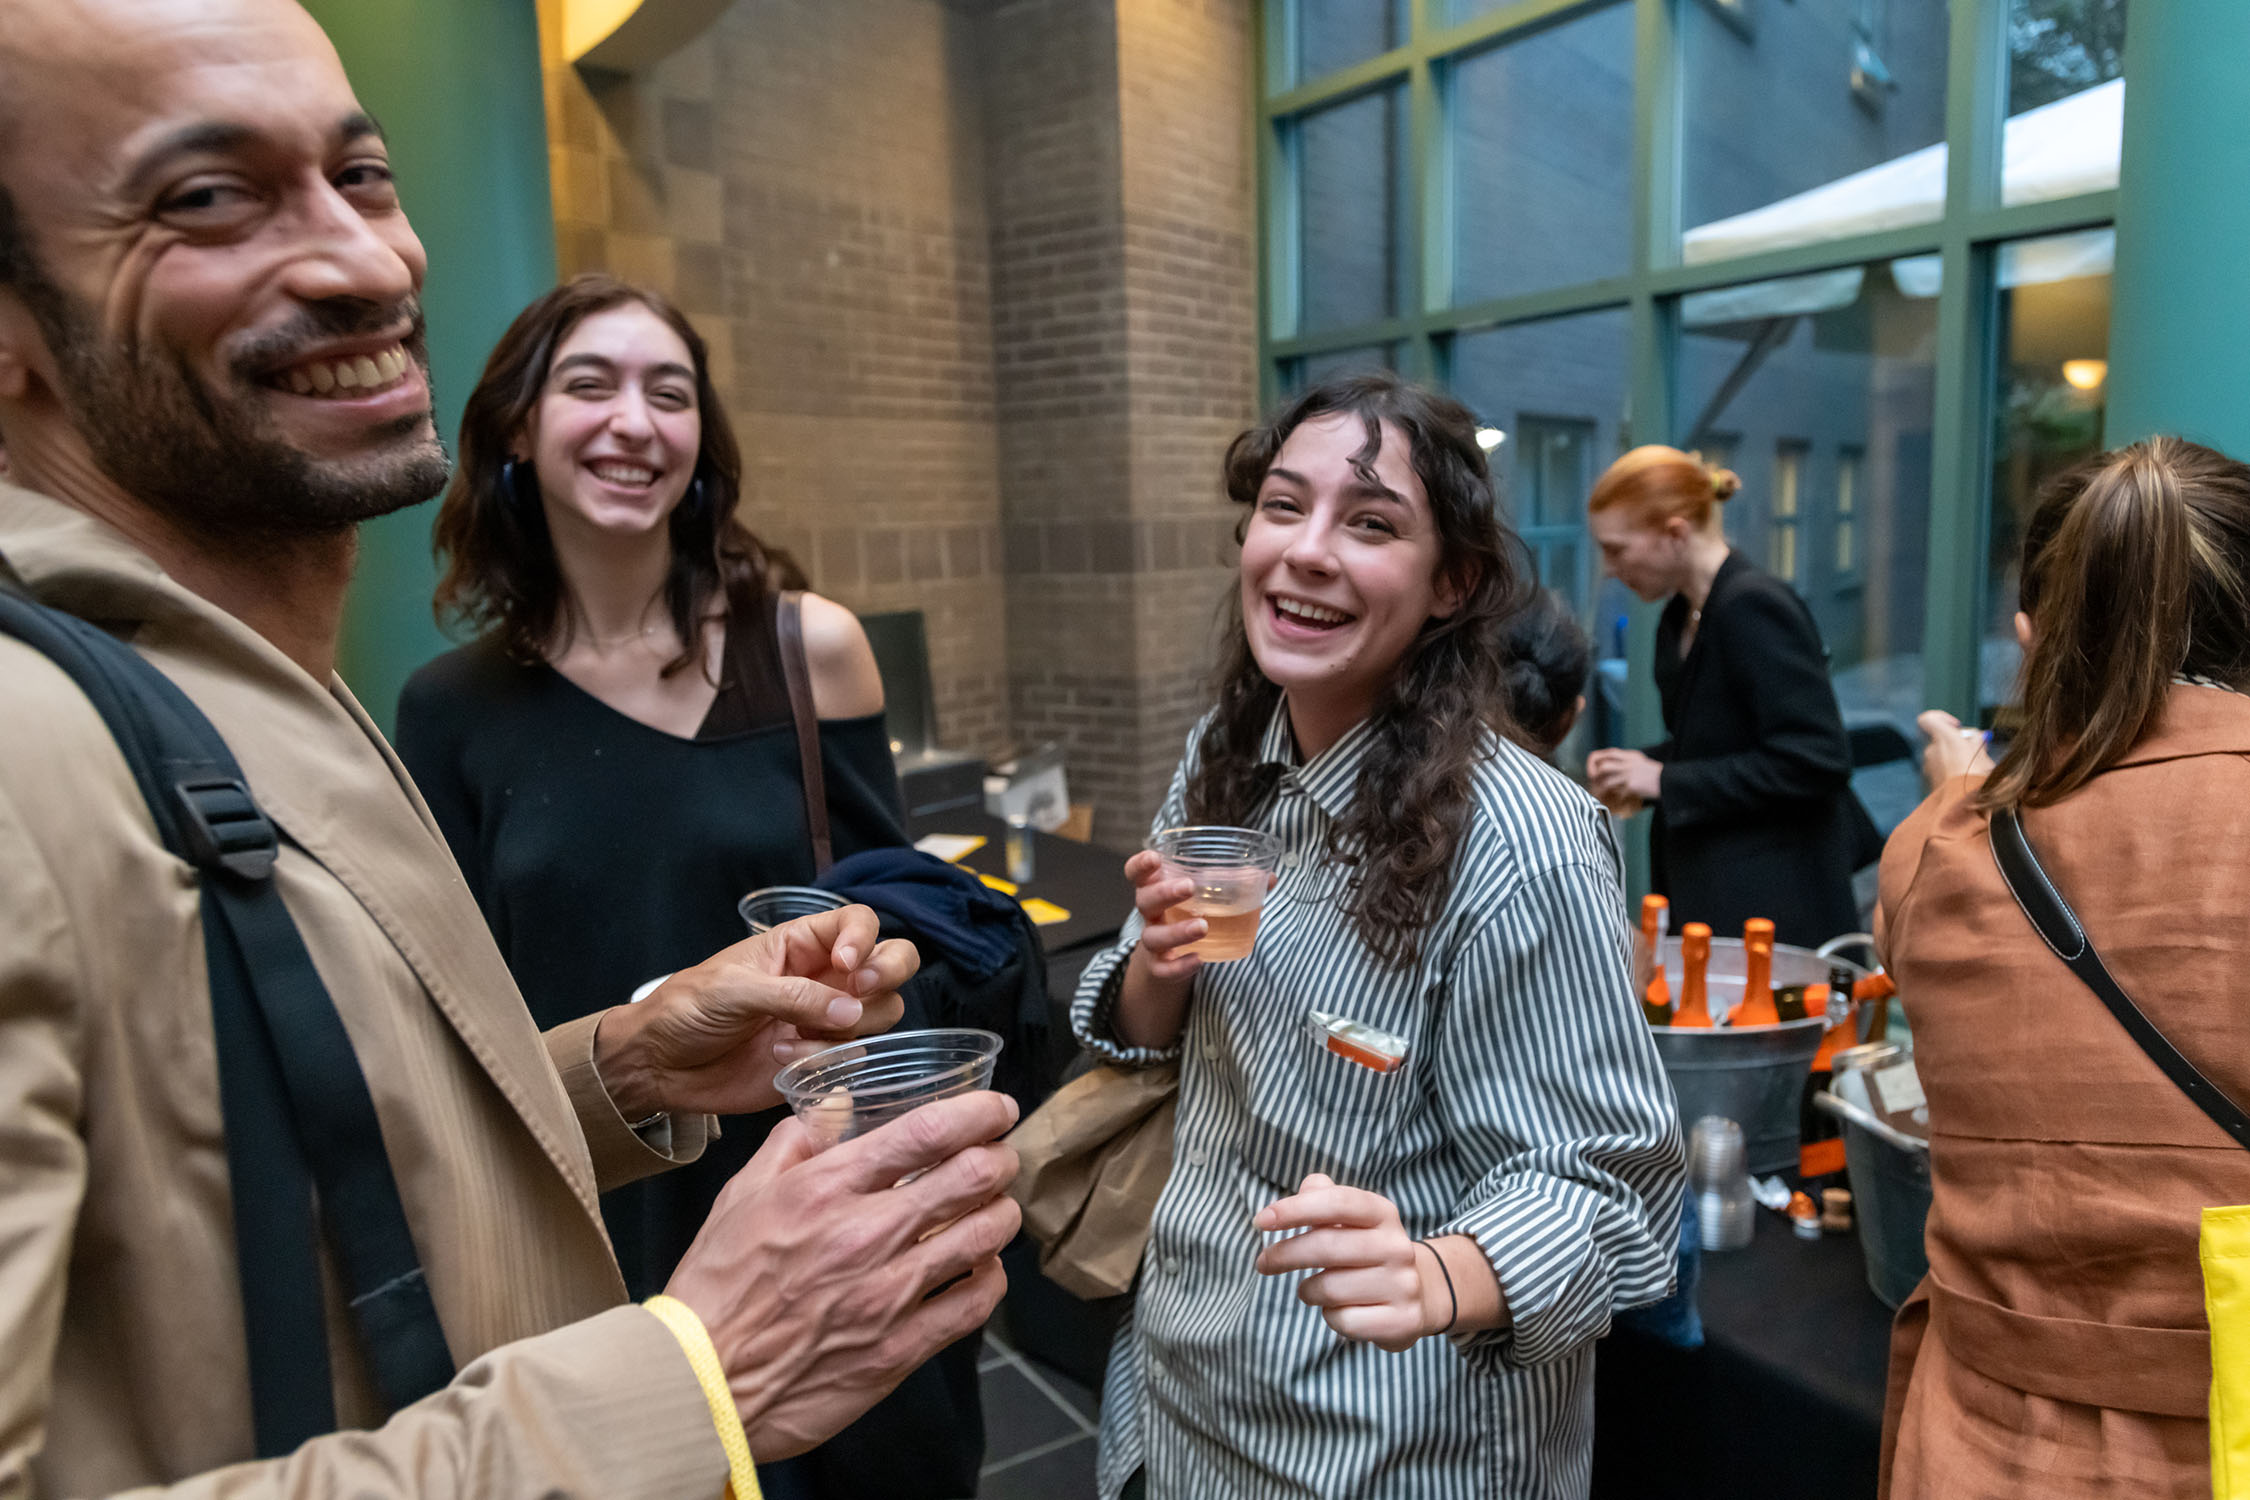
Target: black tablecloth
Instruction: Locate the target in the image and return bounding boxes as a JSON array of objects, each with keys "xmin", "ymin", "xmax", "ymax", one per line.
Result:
[{"xmin": 1593, "ymin": 1207, "xmax": 1896, "ymax": 1499}]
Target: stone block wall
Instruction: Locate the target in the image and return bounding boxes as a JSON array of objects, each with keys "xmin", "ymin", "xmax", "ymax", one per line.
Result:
[{"xmin": 537, "ymin": 0, "xmax": 1256, "ymax": 843}]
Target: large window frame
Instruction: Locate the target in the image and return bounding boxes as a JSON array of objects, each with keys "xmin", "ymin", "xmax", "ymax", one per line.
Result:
[{"xmin": 1257, "ymin": 0, "xmax": 2118, "ymax": 884}]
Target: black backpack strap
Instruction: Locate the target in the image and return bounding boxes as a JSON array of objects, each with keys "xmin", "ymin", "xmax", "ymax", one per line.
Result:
[
  {"xmin": 0, "ymin": 584, "xmax": 455, "ymax": 1453},
  {"xmin": 1991, "ymin": 805, "xmax": 2250, "ymax": 1149}
]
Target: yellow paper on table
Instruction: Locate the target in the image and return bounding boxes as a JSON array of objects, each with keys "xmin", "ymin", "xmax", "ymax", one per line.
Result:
[
  {"xmin": 913, "ymin": 833, "xmax": 988, "ymax": 864},
  {"xmin": 978, "ymin": 872, "xmax": 1019, "ymax": 895},
  {"xmin": 1019, "ymin": 897, "xmax": 1071, "ymax": 926},
  {"xmin": 2202, "ymin": 1203, "xmax": 2250, "ymax": 1498}
]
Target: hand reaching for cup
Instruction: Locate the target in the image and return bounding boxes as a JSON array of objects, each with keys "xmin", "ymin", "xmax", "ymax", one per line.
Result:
[
  {"xmin": 594, "ymin": 903, "xmax": 914, "ymax": 1120},
  {"xmin": 1916, "ymin": 709, "xmax": 1995, "ymax": 789}
]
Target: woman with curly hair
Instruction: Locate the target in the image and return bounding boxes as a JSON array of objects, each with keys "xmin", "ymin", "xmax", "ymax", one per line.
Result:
[{"xmin": 1071, "ymin": 372, "xmax": 1684, "ymax": 1500}]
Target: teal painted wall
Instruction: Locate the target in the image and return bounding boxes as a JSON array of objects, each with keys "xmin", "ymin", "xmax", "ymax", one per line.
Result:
[
  {"xmin": 302, "ymin": 0, "xmax": 557, "ymax": 730},
  {"xmin": 2105, "ymin": 0, "xmax": 2250, "ymax": 456}
]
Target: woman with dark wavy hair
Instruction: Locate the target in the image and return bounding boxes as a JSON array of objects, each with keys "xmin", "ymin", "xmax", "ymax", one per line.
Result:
[
  {"xmin": 394, "ymin": 277, "xmax": 946, "ymax": 1498},
  {"xmin": 1070, "ymin": 372, "xmax": 1684, "ymax": 1500}
]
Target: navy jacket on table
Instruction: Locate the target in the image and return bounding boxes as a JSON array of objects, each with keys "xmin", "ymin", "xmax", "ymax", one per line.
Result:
[{"xmin": 1647, "ymin": 550, "xmax": 1870, "ymax": 948}]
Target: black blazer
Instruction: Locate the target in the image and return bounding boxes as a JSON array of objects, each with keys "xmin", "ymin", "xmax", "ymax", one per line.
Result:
[{"xmin": 1647, "ymin": 551, "xmax": 1871, "ymax": 948}]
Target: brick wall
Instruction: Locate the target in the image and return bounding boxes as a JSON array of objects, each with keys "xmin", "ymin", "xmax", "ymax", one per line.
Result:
[
  {"xmin": 538, "ymin": 0, "xmax": 1256, "ymax": 844},
  {"xmin": 541, "ymin": 0, "xmax": 1009, "ymax": 753}
]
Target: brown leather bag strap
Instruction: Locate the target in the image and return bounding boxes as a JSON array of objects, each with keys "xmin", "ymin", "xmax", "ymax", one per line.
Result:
[{"xmin": 775, "ymin": 591, "xmax": 834, "ymax": 875}]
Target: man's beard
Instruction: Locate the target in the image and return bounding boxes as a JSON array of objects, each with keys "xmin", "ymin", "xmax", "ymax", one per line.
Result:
[{"xmin": 29, "ymin": 279, "xmax": 450, "ymax": 539}]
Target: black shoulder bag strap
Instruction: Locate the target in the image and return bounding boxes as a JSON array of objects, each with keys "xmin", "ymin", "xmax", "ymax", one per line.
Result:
[
  {"xmin": 0, "ymin": 580, "xmax": 455, "ymax": 1454},
  {"xmin": 775, "ymin": 590, "xmax": 834, "ymax": 875},
  {"xmin": 1991, "ymin": 805, "xmax": 2250, "ymax": 1149}
]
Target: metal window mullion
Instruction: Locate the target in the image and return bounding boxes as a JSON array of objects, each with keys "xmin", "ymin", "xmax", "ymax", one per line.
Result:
[
  {"xmin": 1401, "ymin": 51, "xmax": 1441, "ymax": 380},
  {"xmin": 1424, "ymin": 0, "xmax": 1622, "ymax": 62},
  {"xmin": 1256, "ymin": 1, "xmax": 1283, "ymax": 405},
  {"xmin": 1962, "ymin": 189, "xmax": 2119, "ymax": 247},
  {"xmin": 1619, "ymin": 0, "xmax": 1682, "ymax": 902},
  {"xmin": 1648, "ymin": 223, "xmax": 1950, "ymax": 295},
  {"xmin": 1265, "ymin": 51, "xmax": 1414, "ymax": 118},
  {"xmin": 1414, "ymin": 0, "xmax": 1453, "ymax": 318},
  {"xmin": 1919, "ymin": 0, "xmax": 2010, "ymax": 720}
]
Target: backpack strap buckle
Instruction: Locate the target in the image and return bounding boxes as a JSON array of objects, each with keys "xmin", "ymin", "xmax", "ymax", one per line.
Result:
[{"xmin": 174, "ymin": 776, "xmax": 279, "ymax": 880}]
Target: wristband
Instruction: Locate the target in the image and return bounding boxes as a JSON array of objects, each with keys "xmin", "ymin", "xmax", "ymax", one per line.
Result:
[
  {"xmin": 1419, "ymin": 1240, "xmax": 1459, "ymax": 1335},
  {"xmin": 644, "ymin": 1295, "xmax": 763, "ymax": 1500}
]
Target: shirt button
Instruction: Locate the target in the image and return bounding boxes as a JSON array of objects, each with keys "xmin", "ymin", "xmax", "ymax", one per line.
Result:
[
  {"xmin": 1201, "ymin": 1041, "xmax": 1219, "ymax": 1060},
  {"xmin": 1187, "ymin": 1147, "xmax": 1208, "ymax": 1168},
  {"xmin": 1164, "ymin": 1258, "xmax": 1183, "ymax": 1277},
  {"xmin": 1280, "ymin": 852, "xmax": 1300, "ymax": 869}
]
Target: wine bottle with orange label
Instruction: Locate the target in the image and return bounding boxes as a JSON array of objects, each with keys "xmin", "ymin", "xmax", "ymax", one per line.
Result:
[
  {"xmin": 1731, "ymin": 918, "xmax": 1780, "ymax": 1027},
  {"xmin": 1637, "ymin": 894, "xmax": 1672, "ymax": 1025},
  {"xmin": 1799, "ymin": 980, "xmax": 1851, "ymax": 1177},
  {"xmin": 1673, "ymin": 922, "xmax": 1715, "ymax": 1028}
]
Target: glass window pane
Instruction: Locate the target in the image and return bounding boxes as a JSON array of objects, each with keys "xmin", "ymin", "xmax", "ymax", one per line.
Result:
[
  {"xmin": 1837, "ymin": 444, "xmax": 1863, "ymax": 573},
  {"xmin": 1295, "ymin": 0, "xmax": 1404, "ymax": 84},
  {"xmin": 2005, "ymin": 0, "xmax": 2127, "ymax": 206},
  {"xmin": 1451, "ymin": 4, "xmax": 1635, "ymax": 304},
  {"xmin": 1450, "ymin": 309, "xmax": 1630, "ymax": 763},
  {"xmin": 1772, "ymin": 441, "xmax": 1806, "ymax": 582},
  {"xmin": 1281, "ymin": 343, "xmax": 1400, "ymax": 394},
  {"xmin": 1677, "ymin": 259, "xmax": 1938, "ymax": 834},
  {"xmin": 1982, "ymin": 227, "xmax": 2113, "ymax": 719},
  {"xmin": 1296, "ymin": 88, "xmax": 1407, "ymax": 334},
  {"xmin": 1682, "ymin": 0, "xmax": 1951, "ymax": 265}
]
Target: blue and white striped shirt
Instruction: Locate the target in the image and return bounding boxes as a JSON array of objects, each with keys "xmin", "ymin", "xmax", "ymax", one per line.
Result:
[{"xmin": 1073, "ymin": 706, "xmax": 1685, "ymax": 1500}]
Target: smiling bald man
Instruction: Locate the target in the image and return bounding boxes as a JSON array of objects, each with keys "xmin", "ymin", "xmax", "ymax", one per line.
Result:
[{"xmin": 0, "ymin": 5, "xmax": 1020, "ymax": 1498}]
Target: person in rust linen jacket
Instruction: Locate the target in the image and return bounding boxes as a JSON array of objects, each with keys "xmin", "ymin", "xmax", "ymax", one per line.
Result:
[
  {"xmin": 1875, "ymin": 437, "xmax": 2250, "ymax": 1498},
  {"xmin": 0, "ymin": 3, "xmax": 1022, "ymax": 1498}
]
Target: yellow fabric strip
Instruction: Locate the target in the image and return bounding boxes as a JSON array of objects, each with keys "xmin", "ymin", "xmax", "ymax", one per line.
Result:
[
  {"xmin": 643, "ymin": 1295, "xmax": 763, "ymax": 1500},
  {"xmin": 2202, "ymin": 1205, "xmax": 2250, "ymax": 1499}
]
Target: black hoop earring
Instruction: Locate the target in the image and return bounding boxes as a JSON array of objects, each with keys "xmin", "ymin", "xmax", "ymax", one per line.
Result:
[
  {"xmin": 682, "ymin": 475, "xmax": 708, "ymax": 522},
  {"xmin": 499, "ymin": 457, "xmax": 539, "ymax": 518}
]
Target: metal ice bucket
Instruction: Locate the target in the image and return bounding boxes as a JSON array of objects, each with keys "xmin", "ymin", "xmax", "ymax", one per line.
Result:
[
  {"xmin": 1815, "ymin": 1067, "xmax": 1932, "ymax": 1309},
  {"xmin": 1646, "ymin": 934, "xmax": 1875, "ymax": 1176}
]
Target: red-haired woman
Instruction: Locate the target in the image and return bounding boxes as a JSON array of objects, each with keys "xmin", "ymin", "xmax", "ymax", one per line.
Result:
[{"xmin": 1584, "ymin": 445, "xmax": 1869, "ymax": 946}]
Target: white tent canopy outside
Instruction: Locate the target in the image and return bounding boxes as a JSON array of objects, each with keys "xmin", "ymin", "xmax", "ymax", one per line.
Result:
[{"xmin": 1681, "ymin": 77, "xmax": 2123, "ymax": 267}]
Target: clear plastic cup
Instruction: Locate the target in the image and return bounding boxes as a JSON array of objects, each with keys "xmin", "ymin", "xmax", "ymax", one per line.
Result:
[
  {"xmin": 738, "ymin": 884, "xmax": 848, "ymax": 935},
  {"xmin": 1149, "ymin": 825, "xmax": 1284, "ymax": 962},
  {"xmin": 774, "ymin": 1027, "xmax": 1005, "ymax": 1151}
]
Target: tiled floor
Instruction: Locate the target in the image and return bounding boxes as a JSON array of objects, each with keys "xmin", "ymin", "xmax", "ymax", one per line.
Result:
[{"xmin": 978, "ymin": 1321, "xmax": 1101, "ymax": 1499}]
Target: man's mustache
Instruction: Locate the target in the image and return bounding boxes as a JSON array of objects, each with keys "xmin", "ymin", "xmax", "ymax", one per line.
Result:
[{"xmin": 228, "ymin": 297, "xmax": 429, "ymax": 380}]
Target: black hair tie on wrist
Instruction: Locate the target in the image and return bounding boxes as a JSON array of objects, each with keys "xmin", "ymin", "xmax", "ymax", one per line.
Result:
[{"xmin": 1421, "ymin": 1239, "xmax": 1459, "ymax": 1334}]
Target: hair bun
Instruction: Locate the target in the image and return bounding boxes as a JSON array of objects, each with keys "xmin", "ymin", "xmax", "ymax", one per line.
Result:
[{"xmin": 1710, "ymin": 467, "xmax": 1742, "ymax": 502}]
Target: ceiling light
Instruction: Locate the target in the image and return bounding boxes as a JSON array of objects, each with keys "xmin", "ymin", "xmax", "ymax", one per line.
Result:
[
  {"xmin": 2062, "ymin": 358, "xmax": 2108, "ymax": 391},
  {"xmin": 1475, "ymin": 428, "xmax": 1506, "ymax": 451}
]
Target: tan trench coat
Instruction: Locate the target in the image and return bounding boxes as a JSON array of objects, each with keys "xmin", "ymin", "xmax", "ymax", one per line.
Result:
[
  {"xmin": 0, "ymin": 481, "xmax": 727, "ymax": 1500},
  {"xmin": 1877, "ymin": 685, "xmax": 2250, "ymax": 1497}
]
